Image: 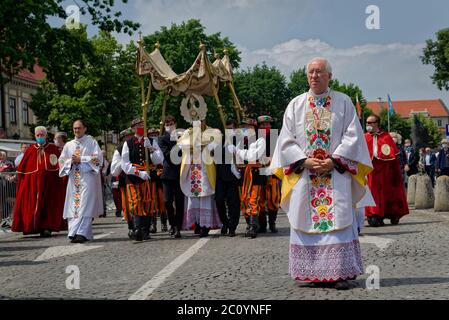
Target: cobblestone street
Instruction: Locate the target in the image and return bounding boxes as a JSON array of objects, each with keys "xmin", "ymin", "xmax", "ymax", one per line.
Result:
[{"xmin": 1, "ymin": 207, "xmax": 449, "ymax": 300}]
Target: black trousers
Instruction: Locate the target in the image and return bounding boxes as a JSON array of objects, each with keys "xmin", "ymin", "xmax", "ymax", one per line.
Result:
[
  {"xmin": 162, "ymin": 179, "xmax": 185, "ymax": 230},
  {"xmin": 425, "ymin": 165, "xmax": 435, "ymax": 187},
  {"xmin": 215, "ymin": 179, "xmax": 240, "ymax": 232}
]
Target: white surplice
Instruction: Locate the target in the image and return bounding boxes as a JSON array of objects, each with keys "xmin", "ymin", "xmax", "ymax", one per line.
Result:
[
  {"xmin": 59, "ymin": 135, "xmax": 103, "ymax": 240},
  {"xmin": 270, "ymin": 88, "xmax": 373, "ymax": 281}
]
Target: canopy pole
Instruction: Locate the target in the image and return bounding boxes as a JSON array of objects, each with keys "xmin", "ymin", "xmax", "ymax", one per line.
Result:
[
  {"xmin": 201, "ymin": 43, "xmax": 226, "ymax": 130},
  {"xmin": 160, "ymin": 89, "xmax": 169, "ymax": 133},
  {"xmin": 138, "ymin": 33, "xmax": 152, "ymax": 173},
  {"xmin": 228, "ymin": 81, "xmax": 242, "ymax": 124}
]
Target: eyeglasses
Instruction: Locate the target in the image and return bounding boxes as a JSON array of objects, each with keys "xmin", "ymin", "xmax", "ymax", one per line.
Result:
[
  {"xmin": 366, "ymin": 121, "xmax": 377, "ymax": 124},
  {"xmin": 308, "ymin": 69, "xmax": 326, "ymax": 76}
]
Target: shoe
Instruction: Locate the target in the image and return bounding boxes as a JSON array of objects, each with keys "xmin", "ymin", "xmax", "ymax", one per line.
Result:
[
  {"xmin": 134, "ymin": 228, "xmax": 143, "ymax": 242},
  {"xmin": 268, "ymin": 211, "xmax": 278, "ymax": 233},
  {"xmin": 390, "ymin": 217, "xmax": 400, "ymax": 225},
  {"xmin": 334, "ymin": 280, "xmax": 350, "ymax": 290},
  {"xmin": 248, "ymin": 228, "xmax": 257, "ymax": 239},
  {"xmin": 367, "ymin": 216, "xmax": 381, "ymax": 227},
  {"xmin": 40, "ymin": 230, "xmax": 52, "ymax": 238},
  {"xmin": 115, "ymin": 211, "xmax": 121, "ymax": 217},
  {"xmin": 150, "ymin": 224, "xmax": 157, "ymax": 234},
  {"xmin": 128, "ymin": 230, "xmax": 135, "ymax": 240},
  {"xmin": 258, "ymin": 212, "xmax": 267, "ymax": 233},
  {"xmin": 71, "ymin": 235, "xmax": 87, "ymax": 244},
  {"xmin": 269, "ymin": 223, "xmax": 278, "ymax": 233},
  {"xmin": 161, "ymin": 223, "xmax": 168, "ymax": 232},
  {"xmin": 199, "ymin": 227, "xmax": 210, "ymax": 238},
  {"xmin": 257, "ymin": 226, "xmax": 267, "ymax": 233},
  {"xmin": 194, "ymin": 224, "xmax": 201, "ymax": 235},
  {"xmin": 221, "ymin": 224, "xmax": 228, "ymax": 235},
  {"xmin": 228, "ymin": 229, "xmax": 236, "ymax": 237},
  {"xmin": 174, "ymin": 230, "xmax": 181, "ymax": 238},
  {"xmin": 169, "ymin": 226, "xmax": 176, "ymax": 236},
  {"xmin": 143, "ymin": 232, "xmax": 151, "ymax": 240}
]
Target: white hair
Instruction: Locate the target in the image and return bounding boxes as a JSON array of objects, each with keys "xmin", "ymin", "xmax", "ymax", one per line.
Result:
[
  {"xmin": 306, "ymin": 57, "xmax": 332, "ymax": 74},
  {"xmin": 34, "ymin": 126, "xmax": 47, "ymax": 135}
]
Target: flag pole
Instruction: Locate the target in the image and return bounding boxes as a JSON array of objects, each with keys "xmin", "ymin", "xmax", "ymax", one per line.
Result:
[{"xmin": 387, "ymin": 95, "xmax": 390, "ymax": 132}]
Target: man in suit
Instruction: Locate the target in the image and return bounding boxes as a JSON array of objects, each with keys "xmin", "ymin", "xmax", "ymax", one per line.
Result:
[
  {"xmin": 424, "ymin": 147, "xmax": 437, "ymax": 187},
  {"xmin": 436, "ymin": 139, "xmax": 449, "ymax": 177},
  {"xmin": 215, "ymin": 119, "xmax": 241, "ymax": 237},
  {"xmin": 159, "ymin": 115, "xmax": 185, "ymax": 238},
  {"xmin": 404, "ymin": 138, "xmax": 419, "ymax": 178}
]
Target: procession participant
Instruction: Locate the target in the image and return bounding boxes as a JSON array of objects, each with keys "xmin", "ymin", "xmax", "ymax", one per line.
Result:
[
  {"xmin": 232, "ymin": 117, "xmax": 266, "ymax": 239},
  {"xmin": 111, "ymin": 128, "xmax": 134, "ymax": 235},
  {"xmin": 178, "ymin": 119, "xmax": 222, "ymax": 237},
  {"xmin": 364, "ymin": 115, "xmax": 409, "ymax": 226},
  {"xmin": 159, "ymin": 115, "xmax": 185, "ymax": 238},
  {"xmin": 59, "ymin": 120, "xmax": 103, "ymax": 244},
  {"xmin": 436, "ymin": 139, "xmax": 449, "ymax": 176},
  {"xmin": 147, "ymin": 128, "xmax": 167, "ymax": 233},
  {"xmin": 256, "ymin": 115, "xmax": 281, "ymax": 234},
  {"xmin": 215, "ymin": 119, "xmax": 241, "ymax": 237},
  {"xmin": 14, "ymin": 143, "xmax": 29, "ymax": 167},
  {"xmin": 54, "ymin": 132, "xmax": 68, "ymax": 152},
  {"xmin": 270, "ymin": 57, "xmax": 373, "ymax": 290},
  {"xmin": 121, "ymin": 118, "xmax": 163, "ymax": 241},
  {"xmin": 12, "ymin": 126, "xmax": 66, "ymax": 237}
]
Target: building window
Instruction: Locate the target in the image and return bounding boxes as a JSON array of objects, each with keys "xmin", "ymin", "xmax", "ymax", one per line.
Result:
[
  {"xmin": 438, "ymin": 119, "xmax": 442, "ymax": 127},
  {"xmin": 23, "ymin": 100, "xmax": 30, "ymax": 125},
  {"xmin": 9, "ymin": 97, "xmax": 16, "ymax": 124}
]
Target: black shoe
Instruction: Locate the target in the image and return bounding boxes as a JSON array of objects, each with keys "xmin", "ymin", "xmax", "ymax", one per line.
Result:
[
  {"xmin": 143, "ymin": 232, "xmax": 151, "ymax": 240},
  {"xmin": 248, "ymin": 228, "xmax": 257, "ymax": 239},
  {"xmin": 221, "ymin": 224, "xmax": 228, "ymax": 235},
  {"xmin": 169, "ymin": 226, "xmax": 176, "ymax": 236},
  {"xmin": 367, "ymin": 216, "xmax": 381, "ymax": 227},
  {"xmin": 150, "ymin": 224, "xmax": 157, "ymax": 234},
  {"xmin": 161, "ymin": 223, "xmax": 168, "ymax": 232},
  {"xmin": 134, "ymin": 229, "xmax": 143, "ymax": 242},
  {"xmin": 40, "ymin": 230, "xmax": 52, "ymax": 238},
  {"xmin": 199, "ymin": 227, "xmax": 210, "ymax": 238},
  {"xmin": 115, "ymin": 211, "xmax": 121, "ymax": 217},
  {"xmin": 390, "ymin": 217, "xmax": 400, "ymax": 225},
  {"xmin": 71, "ymin": 235, "xmax": 87, "ymax": 244},
  {"xmin": 228, "ymin": 229, "xmax": 236, "ymax": 237},
  {"xmin": 334, "ymin": 280, "xmax": 350, "ymax": 290},
  {"xmin": 257, "ymin": 226, "xmax": 267, "ymax": 233},
  {"xmin": 128, "ymin": 230, "xmax": 135, "ymax": 240},
  {"xmin": 174, "ymin": 230, "xmax": 181, "ymax": 238},
  {"xmin": 194, "ymin": 224, "xmax": 201, "ymax": 235},
  {"xmin": 269, "ymin": 223, "xmax": 278, "ymax": 233}
]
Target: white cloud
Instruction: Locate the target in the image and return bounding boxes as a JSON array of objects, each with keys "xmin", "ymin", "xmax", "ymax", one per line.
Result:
[{"xmin": 239, "ymin": 38, "xmax": 449, "ymax": 104}]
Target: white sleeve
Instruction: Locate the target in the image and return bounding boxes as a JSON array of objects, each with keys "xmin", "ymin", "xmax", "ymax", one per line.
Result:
[
  {"xmin": 121, "ymin": 142, "xmax": 139, "ymax": 176},
  {"xmin": 58, "ymin": 144, "xmax": 72, "ymax": 177},
  {"xmin": 236, "ymin": 137, "xmax": 266, "ymax": 163},
  {"xmin": 149, "ymin": 140, "xmax": 164, "ymax": 165},
  {"xmin": 111, "ymin": 150, "xmax": 122, "ymax": 177}
]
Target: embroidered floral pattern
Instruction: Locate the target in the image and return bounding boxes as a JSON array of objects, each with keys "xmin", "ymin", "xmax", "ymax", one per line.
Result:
[
  {"xmin": 73, "ymin": 143, "xmax": 82, "ymax": 217},
  {"xmin": 333, "ymin": 155, "xmax": 358, "ymax": 174},
  {"xmin": 289, "ymin": 241, "xmax": 364, "ymax": 281},
  {"xmin": 90, "ymin": 154, "xmax": 100, "ymax": 167},
  {"xmin": 190, "ymin": 164, "xmax": 203, "ymax": 197},
  {"xmin": 306, "ymin": 95, "xmax": 334, "ymax": 232}
]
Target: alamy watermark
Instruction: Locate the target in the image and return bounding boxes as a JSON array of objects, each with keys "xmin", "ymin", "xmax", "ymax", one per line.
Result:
[
  {"xmin": 65, "ymin": 265, "xmax": 80, "ymax": 290},
  {"xmin": 365, "ymin": 5, "xmax": 380, "ymax": 30}
]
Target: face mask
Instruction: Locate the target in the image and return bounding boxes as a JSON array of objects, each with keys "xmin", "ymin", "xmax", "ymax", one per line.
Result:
[
  {"xmin": 136, "ymin": 127, "xmax": 144, "ymax": 136},
  {"xmin": 366, "ymin": 126, "xmax": 373, "ymax": 133},
  {"xmin": 36, "ymin": 137, "xmax": 46, "ymax": 145},
  {"xmin": 165, "ymin": 125, "xmax": 175, "ymax": 133}
]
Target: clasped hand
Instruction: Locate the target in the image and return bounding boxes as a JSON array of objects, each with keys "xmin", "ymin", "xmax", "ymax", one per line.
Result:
[{"xmin": 303, "ymin": 158, "xmax": 334, "ymax": 175}]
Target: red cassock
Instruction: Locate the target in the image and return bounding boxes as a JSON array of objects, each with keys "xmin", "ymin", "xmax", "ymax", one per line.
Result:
[
  {"xmin": 11, "ymin": 143, "xmax": 67, "ymax": 234},
  {"xmin": 364, "ymin": 131, "xmax": 409, "ymax": 220}
]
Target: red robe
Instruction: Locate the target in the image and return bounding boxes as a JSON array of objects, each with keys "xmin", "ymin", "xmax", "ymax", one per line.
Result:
[
  {"xmin": 364, "ymin": 131, "xmax": 409, "ymax": 220},
  {"xmin": 11, "ymin": 143, "xmax": 67, "ymax": 234}
]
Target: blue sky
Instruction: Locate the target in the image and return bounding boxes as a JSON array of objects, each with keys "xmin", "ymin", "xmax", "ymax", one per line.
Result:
[{"xmin": 55, "ymin": 0, "xmax": 449, "ymax": 105}]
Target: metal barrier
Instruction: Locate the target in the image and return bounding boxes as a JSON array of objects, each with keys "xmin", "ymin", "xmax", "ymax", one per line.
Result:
[{"xmin": 0, "ymin": 172, "xmax": 17, "ymax": 227}]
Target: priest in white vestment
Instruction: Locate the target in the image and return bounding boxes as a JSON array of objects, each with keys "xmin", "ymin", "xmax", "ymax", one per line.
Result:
[
  {"xmin": 178, "ymin": 120, "xmax": 222, "ymax": 237},
  {"xmin": 270, "ymin": 58, "xmax": 373, "ymax": 290},
  {"xmin": 59, "ymin": 120, "xmax": 103, "ymax": 243}
]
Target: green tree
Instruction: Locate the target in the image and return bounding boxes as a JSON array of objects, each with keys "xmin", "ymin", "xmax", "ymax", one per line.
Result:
[
  {"xmin": 234, "ymin": 63, "xmax": 291, "ymax": 128},
  {"xmin": 288, "ymin": 67, "xmax": 309, "ymax": 98},
  {"xmin": 142, "ymin": 19, "xmax": 242, "ymax": 130},
  {"xmin": 409, "ymin": 114, "xmax": 441, "ymax": 148},
  {"xmin": 30, "ymin": 30, "xmax": 139, "ymax": 136},
  {"xmin": 421, "ymin": 28, "xmax": 449, "ymax": 91},
  {"xmin": 378, "ymin": 108, "xmax": 411, "ymax": 140}
]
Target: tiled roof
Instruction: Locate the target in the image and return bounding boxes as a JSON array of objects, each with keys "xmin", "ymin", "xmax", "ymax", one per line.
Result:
[{"xmin": 366, "ymin": 99, "xmax": 449, "ymax": 118}]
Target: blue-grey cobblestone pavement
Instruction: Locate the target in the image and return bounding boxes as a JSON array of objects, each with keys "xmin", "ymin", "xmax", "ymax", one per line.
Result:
[{"xmin": 1, "ymin": 207, "xmax": 449, "ymax": 300}]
